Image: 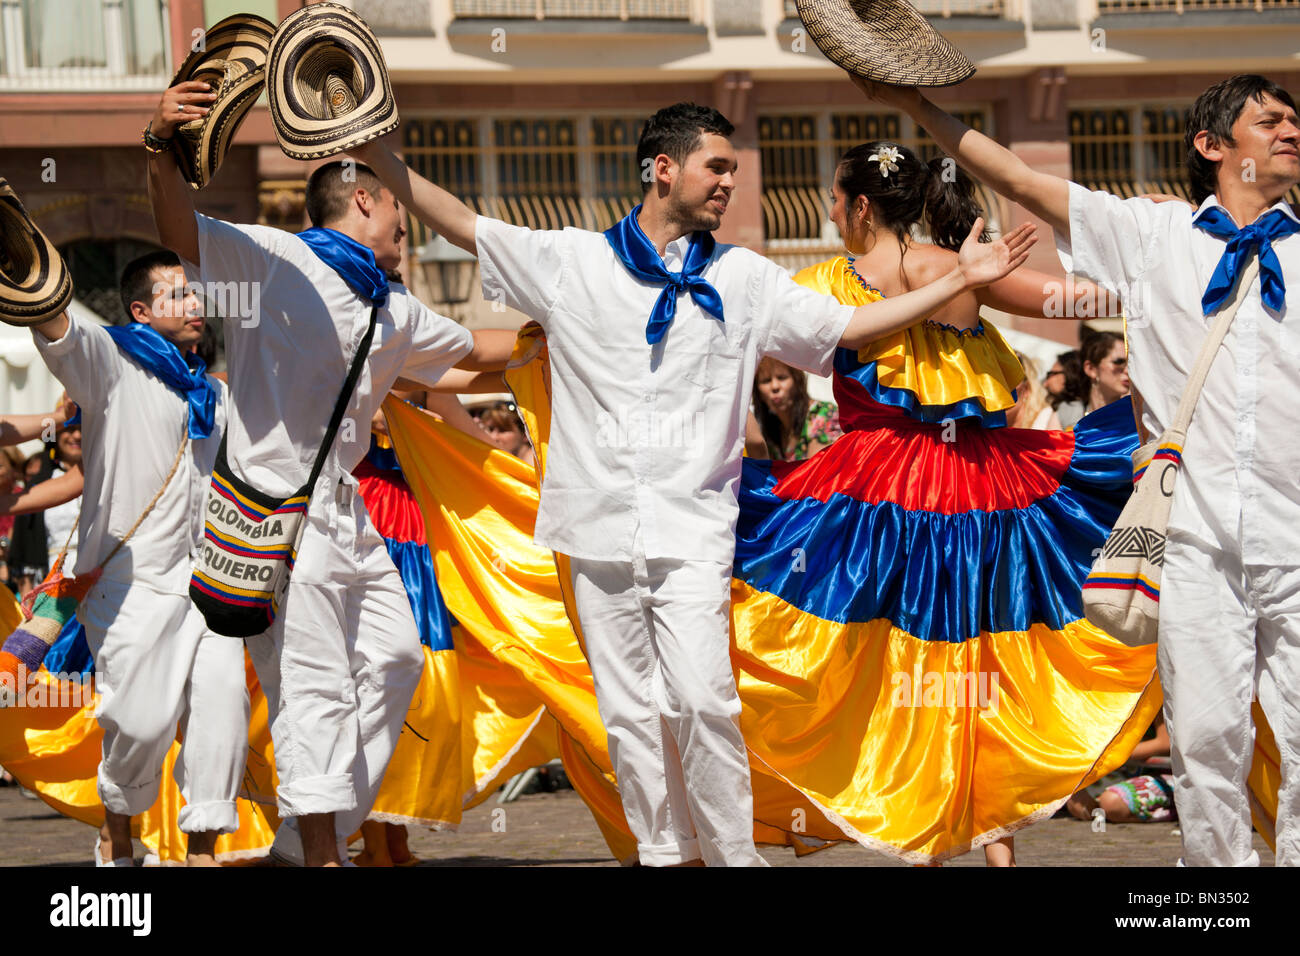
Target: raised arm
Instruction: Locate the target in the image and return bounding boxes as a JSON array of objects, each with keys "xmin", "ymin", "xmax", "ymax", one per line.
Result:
[
  {"xmin": 852, "ymin": 76, "xmax": 1072, "ymax": 241},
  {"xmin": 839, "ymin": 220, "xmax": 1037, "ymax": 349},
  {"xmin": 351, "ymin": 138, "xmax": 478, "ymax": 256},
  {"xmin": 145, "ymin": 81, "xmax": 216, "ymax": 266}
]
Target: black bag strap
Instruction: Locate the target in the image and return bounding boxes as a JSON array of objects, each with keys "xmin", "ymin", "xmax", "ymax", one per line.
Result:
[{"xmin": 305, "ymin": 305, "xmax": 378, "ymax": 491}]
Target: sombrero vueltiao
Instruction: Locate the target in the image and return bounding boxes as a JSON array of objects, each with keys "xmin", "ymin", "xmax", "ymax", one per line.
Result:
[
  {"xmin": 0, "ymin": 178, "xmax": 73, "ymax": 327},
  {"xmin": 796, "ymin": 0, "xmax": 975, "ymax": 87},
  {"xmin": 169, "ymin": 13, "xmax": 275, "ymax": 189},
  {"xmin": 266, "ymin": 3, "xmax": 399, "ymax": 161}
]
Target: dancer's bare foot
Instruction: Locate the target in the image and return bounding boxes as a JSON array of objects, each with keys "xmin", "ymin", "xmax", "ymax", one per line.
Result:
[
  {"xmin": 354, "ymin": 820, "xmax": 393, "ymax": 867},
  {"xmin": 386, "ymin": 822, "xmax": 418, "ymax": 866},
  {"xmin": 983, "ymin": 836, "xmax": 1016, "ymax": 867}
]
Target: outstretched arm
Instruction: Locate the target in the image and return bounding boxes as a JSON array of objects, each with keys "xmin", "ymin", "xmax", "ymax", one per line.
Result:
[
  {"xmin": 851, "ymin": 76, "xmax": 1072, "ymax": 241},
  {"xmin": 145, "ymin": 81, "xmax": 216, "ymax": 266},
  {"xmin": 0, "ymin": 396, "xmax": 73, "ymax": 446},
  {"xmin": 351, "ymin": 138, "xmax": 478, "ymax": 256},
  {"xmin": 839, "ymin": 220, "xmax": 1037, "ymax": 349},
  {"xmin": 0, "ymin": 466, "xmax": 83, "ymax": 517},
  {"xmin": 978, "ymin": 269, "xmax": 1120, "ymax": 320}
]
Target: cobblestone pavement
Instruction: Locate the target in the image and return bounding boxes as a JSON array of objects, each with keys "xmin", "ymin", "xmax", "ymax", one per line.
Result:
[{"xmin": 0, "ymin": 783, "xmax": 1275, "ymax": 867}]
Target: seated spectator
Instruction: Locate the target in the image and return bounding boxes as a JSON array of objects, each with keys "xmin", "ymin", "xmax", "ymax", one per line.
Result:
[
  {"xmin": 750, "ymin": 356, "xmax": 841, "ymax": 461},
  {"xmin": 1067, "ymin": 713, "xmax": 1174, "ymax": 824}
]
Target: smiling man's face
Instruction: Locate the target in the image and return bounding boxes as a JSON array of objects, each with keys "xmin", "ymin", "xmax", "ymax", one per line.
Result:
[{"xmin": 664, "ymin": 132, "xmax": 738, "ymax": 233}]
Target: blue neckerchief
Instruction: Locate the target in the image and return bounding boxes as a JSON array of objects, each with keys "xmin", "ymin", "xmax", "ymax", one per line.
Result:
[
  {"xmin": 603, "ymin": 205, "xmax": 724, "ymax": 345},
  {"xmin": 298, "ymin": 226, "xmax": 390, "ymax": 307},
  {"xmin": 104, "ymin": 322, "xmax": 216, "ymax": 439},
  {"xmin": 1193, "ymin": 205, "xmax": 1300, "ymax": 315}
]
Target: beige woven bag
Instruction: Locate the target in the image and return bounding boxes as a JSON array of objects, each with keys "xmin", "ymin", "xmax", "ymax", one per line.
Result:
[{"xmin": 1082, "ymin": 255, "xmax": 1260, "ymax": 646}]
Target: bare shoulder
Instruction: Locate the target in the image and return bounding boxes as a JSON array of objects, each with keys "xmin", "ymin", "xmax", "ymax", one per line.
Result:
[{"xmin": 900, "ymin": 243, "xmax": 958, "ymax": 289}]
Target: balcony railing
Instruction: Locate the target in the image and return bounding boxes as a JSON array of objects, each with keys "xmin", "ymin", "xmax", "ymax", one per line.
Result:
[
  {"xmin": 453, "ymin": 0, "xmax": 694, "ymax": 18},
  {"xmin": 0, "ymin": 0, "xmax": 170, "ymax": 92},
  {"xmin": 783, "ymin": 0, "xmax": 1004, "ymax": 17},
  {"xmin": 1097, "ymin": 0, "xmax": 1300, "ymax": 11}
]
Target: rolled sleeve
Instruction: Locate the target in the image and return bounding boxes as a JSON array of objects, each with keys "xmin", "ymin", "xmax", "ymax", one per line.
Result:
[
  {"xmin": 399, "ymin": 301, "xmax": 476, "ymax": 389},
  {"xmin": 475, "ymin": 215, "xmax": 566, "ymax": 325},
  {"xmin": 757, "ymin": 259, "xmax": 854, "ymax": 377}
]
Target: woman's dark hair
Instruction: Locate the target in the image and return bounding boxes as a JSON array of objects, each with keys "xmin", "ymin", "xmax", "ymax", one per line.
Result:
[
  {"xmin": 1185, "ymin": 74, "xmax": 1298, "ymax": 205},
  {"xmin": 836, "ymin": 141, "xmax": 990, "ymax": 269},
  {"xmin": 753, "ymin": 357, "xmax": 810, "ymax": 459},
  {"xmin": 1081, "ymin": 330, "xmax": 1124, "ymax": 372},
  {"xmin": 636, "ymin": 103, "xmax": 734, "ymax": 194},
  {"xmin": 1051, "ymin": 349, "xmax": 1089, "ymax": 409}
]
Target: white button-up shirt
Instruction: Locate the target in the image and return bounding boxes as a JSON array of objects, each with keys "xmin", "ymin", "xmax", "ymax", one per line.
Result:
[
  {"xmin": 35, "ymin": 313, "xmax": 227, "ymax": 595},
  {"xmin": 188, "ymin": 215, "xmax": 474, "ymax": 499},
  {"xmin": 475, "ymin": 215, "xmax": 853, "ymax": 563},
  {"xmin": 1058, "ymin": 183, "xmax": 1300, "ymax": 565}
]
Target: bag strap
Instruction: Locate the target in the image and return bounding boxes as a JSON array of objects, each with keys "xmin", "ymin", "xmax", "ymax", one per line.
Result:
[
  {"xmin": 1168, "ymin": 254, "xmax": 1261, "ymax": 435},
  {"xmin": 305, "ymin": 305, "xmax": 378, "ymax": 491}
]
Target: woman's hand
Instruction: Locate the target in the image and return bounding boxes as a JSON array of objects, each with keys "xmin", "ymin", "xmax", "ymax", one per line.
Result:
[
  {"xmin": 957, "ymin": 219, "xmax": 1038, "ymax": 289},
  {"xmin": 149, "ymin": 80, "xmax": 216, "ymax": 139}
]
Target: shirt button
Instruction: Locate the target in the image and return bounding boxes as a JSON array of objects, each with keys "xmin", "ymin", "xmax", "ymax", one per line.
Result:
[
  {"xmin": 643, "ymin": 394, "xmax": 651, "ymax": 403},
  {"xmin": 638, "ymin": 478, "xmax": 646, "ymax": 486}
]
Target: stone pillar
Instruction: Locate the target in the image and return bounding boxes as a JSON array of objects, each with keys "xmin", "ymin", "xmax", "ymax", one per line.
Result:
[{"xmin": 711, "ymin": 71, "xmax": 762, "ymax": 253}]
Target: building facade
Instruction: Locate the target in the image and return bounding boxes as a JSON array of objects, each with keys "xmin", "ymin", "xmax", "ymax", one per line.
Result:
[{"xmin": 2, "ymin": 0, "xmax": 1299, "ymax": 352}]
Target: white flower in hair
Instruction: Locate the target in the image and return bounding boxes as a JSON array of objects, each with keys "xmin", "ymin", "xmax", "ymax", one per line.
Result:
[{"xmin": 867, "ymin": 145, "xmax": 902, "ymax": 179}]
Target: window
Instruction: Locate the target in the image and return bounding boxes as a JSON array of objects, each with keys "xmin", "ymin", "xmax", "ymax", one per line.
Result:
[
  {"xmin": 0, "ymin": 0, "xmax": 169, "ymax": 89},
  {"xmin": 1069, "ymin": 105, "xmax": 1189, "ymax": 197}
]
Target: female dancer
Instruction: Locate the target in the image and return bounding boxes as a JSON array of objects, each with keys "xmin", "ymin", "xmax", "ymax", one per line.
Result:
[{"xmin": 730, "ymin": 142, "xmax": 1160, "ymax": 865}]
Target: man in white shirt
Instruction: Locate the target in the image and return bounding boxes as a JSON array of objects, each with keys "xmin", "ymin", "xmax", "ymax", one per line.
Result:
[
  {"xmin": 353, "ymin": 102, "xmax": 1035, "ymax": 865},
  {"xmin": 29, "ymin": 251, "xmax": 247, "ymax": 867},
  {"xmin": 146, "ymin": 80, "xmax": 518, "ymax": 866},
  {"xmin": 860, "ymin": 73, "xmax": 1300, "ymax": 866}
]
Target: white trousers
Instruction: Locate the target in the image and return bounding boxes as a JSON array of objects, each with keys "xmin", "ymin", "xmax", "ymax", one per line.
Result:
[
  {"xmin": 1159, "ymin": 532, "xmax": 1300, "ymax": 866},
  {"xmin": 248, "ymin": 479, "xmax": 423, "ymax": 847},
  {"xmin": 568, "ymin": 548, "xmax": 764, "ymax": 866},
  {"xmin": 79, "ymin": 577, "xmax": 249, "ymax": 833}
]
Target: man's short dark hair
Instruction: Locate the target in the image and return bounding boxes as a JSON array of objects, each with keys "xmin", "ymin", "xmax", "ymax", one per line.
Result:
[
  {"xmin": 1185, "ymin": 74, "xmax": 1298, "ymax": 205},
  {"xmin": 635, "ymin": 103, "xmax": 735, "ymax": 194},
  {"xmin": 119, "ymin": 249, "xmax": 181, "ymax": 322},
  {"xmin": 306, "ymin": 161, "xmax": 388, "ymax": 227}
]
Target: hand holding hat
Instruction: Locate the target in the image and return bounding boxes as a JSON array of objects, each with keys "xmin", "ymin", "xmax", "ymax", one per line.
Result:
[
  {"xmin": 149, "ymin": 80, "xmax": 218, "ymax": 141},
  {"xmin": 153, "ymin": 13, "xmax": 275, "ymax": 189}
]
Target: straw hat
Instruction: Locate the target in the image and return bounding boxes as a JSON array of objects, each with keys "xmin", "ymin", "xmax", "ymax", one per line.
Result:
[
  {"xmin": 795, "ymin": 0, "xmax": 976, "ymax": 87},
  {"xmin": 266, "ymin": 3, "xmax": 399, "ymax": 161},
  {"xmin": 169, "ymin": 13, "xmax": 275, "ymax": 189},
  {"xmin": 0, "ymin": 179, "xmax": 73, "ymax": 328}
]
